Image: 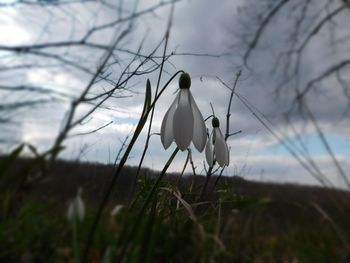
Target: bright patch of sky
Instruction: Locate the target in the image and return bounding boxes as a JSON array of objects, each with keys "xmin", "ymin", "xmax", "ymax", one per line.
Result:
[
  {"xmin": 255, "ymin": 134, "xmax": 350, "ymax": 157},
  {"xmin": 0, "ymin": 9, "xmax": 31, "ymax": 45}
]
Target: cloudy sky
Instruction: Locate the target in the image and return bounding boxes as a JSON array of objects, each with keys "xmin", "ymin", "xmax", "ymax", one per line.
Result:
[{"xmin": 1, "ymin": 0, "xmax": 350, "ymax": 188}]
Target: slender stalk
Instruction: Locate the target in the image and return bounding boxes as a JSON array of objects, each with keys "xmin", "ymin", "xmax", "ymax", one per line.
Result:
[
  {"xmin": 81, "ymin": 70, "xmax": 182, "ymax": 263},
  {"xmin": 132, "ymin": 3, "xmax": 175, "ymax": 194},
  {"xmin": 197, "ymin": 166, "xmax": 213, "ymax": 201},
  {"xmin": 117, "ymin": 147, "xmax": 179, "ymax": 261},
  {"xmin": 72, "ymin": 217, "xmax": 80, "ymax": 263},
  {"xmin": 199, "ymin": 71, "xmax": 242, "ymax": 201},
  {"xmin": 176, "ymin": 149, "xmax": 190, "ymax": 186},
  {"xmin": 225, "ymin": 70, "xmax": 241, "ymax": 140},
  {"xmin": 128, "ymin": 70, "xmax": 184, "ymax": 210},
  {"xmin": 189, "ymin": 149, "xmax": 197, "ymax": 193},
  {"xmin": 81, "ymin": 112, "xmax": 146, "ymax": 263},
  {"xmin": 304, "ymin": 103, "xmax": 350, "ymax": 188}
]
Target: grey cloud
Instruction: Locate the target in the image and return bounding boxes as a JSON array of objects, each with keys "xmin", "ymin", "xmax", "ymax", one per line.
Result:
[{"xmin": 2, "ymin": 0, "xmax": 350, "ymax": 187}]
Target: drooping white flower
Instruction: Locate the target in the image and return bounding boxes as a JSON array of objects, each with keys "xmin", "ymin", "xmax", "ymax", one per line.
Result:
[
  {"xmin": 205, "ymin": 117, "xmax": 229, "ymax": 167},
  {"xmin": 161, "ymin": 72, "xmax": 207, "ymax": 152},
  {"xmin": 110, "ymin": 204, "xmax": 124, "ymax": 217},
  {"xmin": 67, "ymin": 187, "xmax": 85, "ymax": 221}
]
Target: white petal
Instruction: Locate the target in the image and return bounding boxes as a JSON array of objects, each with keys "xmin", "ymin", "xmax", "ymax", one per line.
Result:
[
  {"xmin": 67, "ymin": 196, "xmax": 85, "ymax": 221},
  {"xmin": 214, "ymin": 128, "xmax": 229, "ymax": 167},
  {"xmin": 67, "ymin": 202, "xmax": 74, "ymax": 221},
  {"xmin": 76, "ymin": 196, "xmax": 85, "ymax": 221},
  {"xmin": 173, "ymin": 89, "xmax": 194, "ymax": 151},
  {"xmin": 160, "ymin": 93, "xmax": 179, "ymax": 149},
  {"xmin": 205, "ymin": 132, "xmax": 214, "ymax": 167},
  {"xmin": 212, "ymin": 128, "xmax": 216, "ymax": 144},
  {"xmin": 189, "ymin": 92, "xmax": 207, "ymax": 152},
  {"xmin": 110, "ymin": 204, "xmax": 124, "ymax": 217}
]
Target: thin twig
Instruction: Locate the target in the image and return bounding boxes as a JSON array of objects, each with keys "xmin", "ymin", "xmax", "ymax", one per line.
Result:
[
  {"xmin": 208, "ymin": 71, "xmax": 242, "ymax": 194},
  {"xmin": 68, "ymin": 121, "xmax": 113, "ymax": 137},
  {"xmin": 116, "ymin": 147, "xmax": 179, "ymax": 261},
  {"xmin": 176, "ymin": 149, "xmax": 191, "ymax": 186},
  {"xmin": 133, "ymin": 3, "xmax": 175, "ymax": 193}
]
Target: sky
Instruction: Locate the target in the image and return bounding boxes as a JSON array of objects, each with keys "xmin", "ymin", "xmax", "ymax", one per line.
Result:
[{"xmin": 1, "ymin": 0, "xmax": 350, "ymax": 188}]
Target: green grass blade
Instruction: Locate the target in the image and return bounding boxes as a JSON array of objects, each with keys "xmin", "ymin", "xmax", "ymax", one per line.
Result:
[{"xmin": 0, "ymin": 144, "xmax": 24, "ymax": 177}]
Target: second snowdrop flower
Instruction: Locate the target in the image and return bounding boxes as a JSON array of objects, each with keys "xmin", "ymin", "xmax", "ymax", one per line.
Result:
[
  {"xmin": 205, "ymin": 117, "xmax": 229, "ymax": 167},
  {"xmin": 67, "ymin": 187, "xmax": 85, "ymax": 222},
  {"xmin": 161, "ymin": 72, "xmax": 207, "ymax": 152}
]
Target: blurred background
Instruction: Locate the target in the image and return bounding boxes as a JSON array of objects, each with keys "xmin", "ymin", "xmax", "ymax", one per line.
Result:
[{"xmin": 1, "ymin": 0, "xmax": 350, "ymax": 188}]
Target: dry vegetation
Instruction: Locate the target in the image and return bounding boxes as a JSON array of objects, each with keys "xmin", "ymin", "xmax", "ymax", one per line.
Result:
[{"xmin": 1, "ymin": 156, "xmax": 350, "ymax": 262}]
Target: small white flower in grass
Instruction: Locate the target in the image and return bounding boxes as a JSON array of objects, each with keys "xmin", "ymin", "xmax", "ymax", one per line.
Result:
[
  {"xmin": 110, "ymin": 204, "xmax": 124, "ymax": 217},
  {"xmin": 161, "ymin": 72, "xmax": 207, "ymax": 151},
  {"xmin": 67, "ymin": 187, "xmax": 85, "ymax": 222},
  {"xmin": 205, "ymin": 117, "xmax": 229, "ymax": 167}
]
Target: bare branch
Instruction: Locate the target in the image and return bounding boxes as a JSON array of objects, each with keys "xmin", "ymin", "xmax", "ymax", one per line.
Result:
[
  {"xmin": 298, "ymin": 59, "xmax": 350, "ymax": 100},
  {"xmin": 243, "ymin": 0, "xmax": 290, "ymax": 65},
  {"xmin": 68, "ymin": 120, "xmax": 113, "ymax": 137}
]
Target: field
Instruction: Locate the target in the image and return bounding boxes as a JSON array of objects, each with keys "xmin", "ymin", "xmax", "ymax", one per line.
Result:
[
  {"xmin": 1, "ymin": 157, "xmax": 350, "ymax": 263},
  {"xmin": 2, "ymin": 0, "xmax": 350, "ymax": 262}
]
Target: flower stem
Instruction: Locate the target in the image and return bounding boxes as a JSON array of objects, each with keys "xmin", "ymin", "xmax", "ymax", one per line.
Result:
[
  {"xmin": 72, "ymin": 216, "xmax": 80, "ymax": 263},
  {"xmin": 82, "ymin": 71, "xmax": 183, "ymax": 263},
  {"xmin": 128, "ymin": 70, "xmax": 184, "ymax": 210},
  {"xmin": 117, "ymin": 147, "xmax": 179, "ymax": 261}
]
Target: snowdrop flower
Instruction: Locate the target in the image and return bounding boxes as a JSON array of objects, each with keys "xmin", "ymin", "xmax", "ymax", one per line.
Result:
[
  {"xmin": 161, "ymin": 72, "xmax": 207, "ymax": 152},
  {"xmin": 110, "ymin": 204, "xmax": 124, "ymax": 217},
  {"xmin": 205, "ymin": 117, "xmax": 229, "ymax": 167},
  {"xmin": 67, "ymin": 187, "xmax": 85, "ymax": 221}
]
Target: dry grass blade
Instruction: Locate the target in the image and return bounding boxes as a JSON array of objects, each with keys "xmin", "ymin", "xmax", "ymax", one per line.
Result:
[
  {"xmin": 310, "ymin": 201, "xmax": 350, "ymax": 251},
  {"xmin": 160, "ymin": 187, "xmax": 205, "ymax": 242},
  {"xmin": 163, "ymin": 186, "xmax": 226, "ymax": 251}
]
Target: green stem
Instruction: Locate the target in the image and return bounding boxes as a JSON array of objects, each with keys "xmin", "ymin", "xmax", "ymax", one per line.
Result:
[
  {"xmin": 128, "ymin": 70, "xmax": 184, "ymax": 210},
  {"xmin": 82, "ymin": 71, "xmax": 183, "ymax": 263},
  {"xmin": 117, "ymin": 147, "xmax": 179, "ymax": 260},
  {"xmin": 72, "ymin": 217, "xmax": 80, "ymax": 263},
  {"xmin": 198, "ymin": 166, "xmax": 213, "ymax": 202}
]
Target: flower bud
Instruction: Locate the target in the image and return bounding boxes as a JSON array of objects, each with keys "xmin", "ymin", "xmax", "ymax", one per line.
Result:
[
  {"xmin": 212, "ymin": 117, "xmax": 220, "ymax": 128},
  {"xmin": 179, "ymin": 72, "xmax": 191, "ymax": 89}
]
